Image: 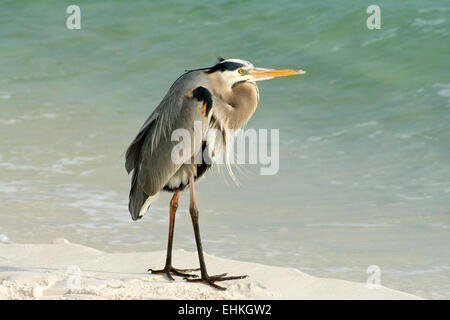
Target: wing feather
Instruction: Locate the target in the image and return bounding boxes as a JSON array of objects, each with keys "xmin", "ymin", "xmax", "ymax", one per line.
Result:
[{"xmin": 125, "ymin": 71, "xmax": 211, "ymax": 219}]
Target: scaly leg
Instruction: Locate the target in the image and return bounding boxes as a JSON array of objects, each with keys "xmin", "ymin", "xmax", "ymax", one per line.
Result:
[
  {"xmin": 185, "ymin": 175, "xmax": 247, "ymax": 290},
  {"xmin": 149, "ymin": 191, "xmax": 199, "ymax": 280}
]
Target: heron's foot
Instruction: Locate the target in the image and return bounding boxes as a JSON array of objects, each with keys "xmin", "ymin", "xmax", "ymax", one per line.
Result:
[
  {"xmin": 184, "ymin": 273, "xmax": 248, "ymax": 290},
  {"xmin": 148, "ymin": 266, "xmax": 200, "ymax": 281}
]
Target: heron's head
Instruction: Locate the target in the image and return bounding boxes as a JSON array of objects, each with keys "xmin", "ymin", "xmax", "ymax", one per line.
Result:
[{"xmin": 205, "ymin": 58, "xmax": 305, "ymax": 88}]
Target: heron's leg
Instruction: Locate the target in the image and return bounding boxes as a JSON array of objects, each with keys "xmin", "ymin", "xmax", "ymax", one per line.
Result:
[
  {"xmin": 149, "ymin": 191, "xmax": 199, "ymax": 280},
  {"xmin": 186, "ymin": 176, "xmax": 247, "ymax": 290},
  {"xmin": 163, "ymin": 190, "xmax": 180, "ymax": 269}
]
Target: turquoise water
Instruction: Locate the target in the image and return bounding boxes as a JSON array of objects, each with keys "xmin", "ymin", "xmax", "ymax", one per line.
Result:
[{"xmin": 1, "ymin": 0, "xmax": 449, "ymax": 298}]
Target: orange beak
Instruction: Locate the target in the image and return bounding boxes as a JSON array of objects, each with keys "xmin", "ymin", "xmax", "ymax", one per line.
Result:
[{"xmin": 248, "ymin": 67, "xmax": 306, "ymax": 81}]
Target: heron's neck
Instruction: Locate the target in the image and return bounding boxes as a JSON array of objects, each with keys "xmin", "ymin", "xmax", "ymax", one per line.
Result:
[
  {"xmin": 207, "ymin": 73, "xmax": 259, "ymax": 130},
  {"xmin": 226, "ymin": 81, "xmax": 259, "ymax": 129}
]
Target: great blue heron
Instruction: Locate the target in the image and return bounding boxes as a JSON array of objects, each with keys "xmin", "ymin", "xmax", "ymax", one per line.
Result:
[{"xmin": 125, "ymin": 58, "xmax": 304, "ymax": 289}]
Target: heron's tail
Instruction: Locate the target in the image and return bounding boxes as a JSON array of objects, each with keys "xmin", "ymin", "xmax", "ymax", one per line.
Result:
[{"xmin": 128, "ymin": 170, "xmax": 159, "ymax": 220}]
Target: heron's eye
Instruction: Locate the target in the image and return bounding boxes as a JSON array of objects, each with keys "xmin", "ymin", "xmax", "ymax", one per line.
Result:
[{"xmin": 238, "ymin": 68, "xmax": 245, "ymax": 74}]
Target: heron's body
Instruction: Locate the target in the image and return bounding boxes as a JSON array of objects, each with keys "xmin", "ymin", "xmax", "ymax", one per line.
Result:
[
  {"xmin": 125, "ymin": 58, "xmax": 304, "ymax": 289},
  {"xmin": 126, "ymin": 68, "xmax": 259, "ymax": 220}
]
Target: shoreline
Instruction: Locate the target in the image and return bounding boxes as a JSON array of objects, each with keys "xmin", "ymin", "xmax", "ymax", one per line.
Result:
[{"xmin": 0, "ymin": 240, "xmax": 420, "ymax": 300}]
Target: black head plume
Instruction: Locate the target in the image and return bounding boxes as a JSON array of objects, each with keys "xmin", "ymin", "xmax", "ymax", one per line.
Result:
[
  {"xmin": 185, "ymin": 57, "xmax": 244, "ymax": 73},
  {"xmin": 185, "ymin": 67, "xmax": 211, "ymax": 72}
]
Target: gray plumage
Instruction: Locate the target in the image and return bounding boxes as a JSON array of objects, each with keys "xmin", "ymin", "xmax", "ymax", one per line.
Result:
[
  {"xmin": 126, "ymin": 71, "xmax": 211, "ymax": 220},
  {"xmin": 125, "ymin": 60, "xmax": 262, "ymax": 221}
]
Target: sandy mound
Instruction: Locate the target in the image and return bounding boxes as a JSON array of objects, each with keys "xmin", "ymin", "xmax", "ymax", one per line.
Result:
[{"xmin": 0, "ymin": 240, "xmax": 420, "ymax": 300}]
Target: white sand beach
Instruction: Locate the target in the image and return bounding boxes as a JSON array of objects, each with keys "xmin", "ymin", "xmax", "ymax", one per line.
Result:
[{"xmin": 0, "ymin": 239, "xmax": 420, "ymax": 300}]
